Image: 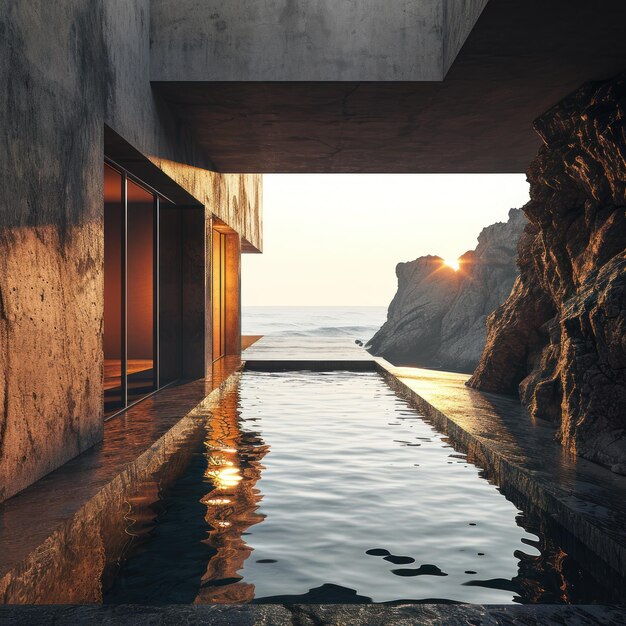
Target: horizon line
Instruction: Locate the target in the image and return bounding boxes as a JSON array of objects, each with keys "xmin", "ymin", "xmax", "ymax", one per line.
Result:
[{"xmin": 242, "ymin": 304, "xmax": 388, "ymax": 308}]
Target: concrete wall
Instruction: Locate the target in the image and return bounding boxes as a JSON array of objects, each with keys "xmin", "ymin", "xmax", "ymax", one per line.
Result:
[
  {"xmin": 103, "ymin": 0, "xmax": 262, "ymax": 250},
  {"xmin": 0, "ymin": 0, "xmax": 262, "ymax": 503},
  {"xmin": 150, "ymin": 0, "xmax": 487, "ymax": 82},
  {"xmin": 0, "ymin": 0, "xmax": 107, "ymax": 502}
]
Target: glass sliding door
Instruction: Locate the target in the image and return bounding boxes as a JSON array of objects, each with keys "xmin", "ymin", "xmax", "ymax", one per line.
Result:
[{"xmin": 103, "ymin": 161, "xmax": 183, "ymax": 417}]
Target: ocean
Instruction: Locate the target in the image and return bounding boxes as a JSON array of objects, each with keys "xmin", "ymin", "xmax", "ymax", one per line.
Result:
[{"xmin": 242, "ymin": 306, "xmax": 387, "ymax": 344}]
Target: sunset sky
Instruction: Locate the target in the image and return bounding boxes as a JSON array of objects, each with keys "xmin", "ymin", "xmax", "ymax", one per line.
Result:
[{"xmin": 242, "ymin": 174, "xmax": 530, "ymax": 306}]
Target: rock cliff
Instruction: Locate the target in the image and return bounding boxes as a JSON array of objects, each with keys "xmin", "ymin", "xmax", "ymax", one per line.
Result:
[
  {"xmin": 468, "ymin": 76, "xmax": 626, "ymax": 473},
  {"xmin": 367, "ymin": 209, "xmax": 527, "ymax": 372}
]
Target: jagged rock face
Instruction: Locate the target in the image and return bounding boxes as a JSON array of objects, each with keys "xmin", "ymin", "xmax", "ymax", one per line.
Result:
[
  {"xmin": 367, "ymin": 209, "xmax": 527, "ymax": 373},
  {"xmin": 468, "ymin": 76, "xmax": 626, "ymax": 473}
]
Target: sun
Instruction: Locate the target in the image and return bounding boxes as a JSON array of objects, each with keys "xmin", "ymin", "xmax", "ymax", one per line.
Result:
[{"xmin": 443, "ymin": 258, "xmax": 460, "ymax": 271}]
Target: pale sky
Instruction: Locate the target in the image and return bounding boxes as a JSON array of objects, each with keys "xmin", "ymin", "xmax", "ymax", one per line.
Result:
[{"xmin": 242, "ymin": 174, "xmax": 530, "ymax": 306}]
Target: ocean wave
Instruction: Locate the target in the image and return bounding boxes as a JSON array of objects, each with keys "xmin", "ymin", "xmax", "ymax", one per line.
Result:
[
  {"xmin": 242, "ymin": 307, "xmax": 387, "ymax": 339},
  {"xmin": 266, "ymin": 326, "xmax": 381, "ymax": 338}
]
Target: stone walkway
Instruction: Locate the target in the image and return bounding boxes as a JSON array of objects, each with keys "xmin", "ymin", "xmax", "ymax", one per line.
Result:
[{"xmin": 1, "ymin": 603, "xmax": 624, "ymax": 625}]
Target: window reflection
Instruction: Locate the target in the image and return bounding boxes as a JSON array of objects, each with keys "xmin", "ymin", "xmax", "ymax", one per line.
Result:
[
  {"xmin": 127, "ymin": 179, "xmax": 155, "ymax": 403},
  {"xmin": 212, "ymin": 228, "xmax": 226, "ymax": 361},
  {"xmin": 103, "ymin": 164, "xmax": 183, "ymax": 416},
  {"xmin": 195, "ymin": 387, "xmax": 268, "ymax": 604},
  {"xmin": 159, "ymin": 200, "xmax": 182, "ymax": 386}
]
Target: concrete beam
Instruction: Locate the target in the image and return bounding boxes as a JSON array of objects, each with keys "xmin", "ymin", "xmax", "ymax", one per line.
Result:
[
  {"xmin": 151, "ymin": 0, "xmax": 626, "ymax": 173},
  {"xmin": 150, "ymin": 0, "xmax": 487, "ymax": 82}
]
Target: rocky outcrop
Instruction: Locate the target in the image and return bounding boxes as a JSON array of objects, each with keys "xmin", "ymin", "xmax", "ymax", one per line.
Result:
[
  {"xmin": 367, "ymin": 209, "xmax": 527, "ymax": 372},
  {"xmin": 468, "ymin": 76, "xmax": 626, "ymax": 473}
]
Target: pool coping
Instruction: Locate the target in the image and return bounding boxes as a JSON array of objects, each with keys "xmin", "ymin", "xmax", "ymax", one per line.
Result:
[
  {"xmin": 373, "ymin": 359, "xmax": 626, "ymax": 585},
  {"xmin": 244, "ymin": 359, "xmax": 377, "ymax": 371}
]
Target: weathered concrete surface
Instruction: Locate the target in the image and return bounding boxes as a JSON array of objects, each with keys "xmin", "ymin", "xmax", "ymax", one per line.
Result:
[
  {"xmin": 151, "ymin": 158, "xmax": 262, "ymax": 254},
  {"xmin": 152, "ymin": 0, "xmax": 626, "ymax": 172},
  {"xmin": 0, "ymin": 1, "xmax": 262, "ymax": 503},
  {"xmin": 468, "ymin": 75, "xmax": 626, "ymax": 473},
  {"xmin": 442, "ymin": 0, "xmax": 489, "ymax": 75},
  {"xmin": 0, "ymin": 0, "xmax": 107, "ymax": 503},
  {"xmin": 368, "ymin": 209, "xmax": 526, "ymax": 372},
  {"xmin": 0, "ymin": 603, "xmax": 625, "ymax": 625},
  {"xmin": 150, "ymin": 0, "xmax": 488, "ymax": 82},
  {"xmin": 103, "ymin": 0, "xmax": 262, "ymax": 249}
]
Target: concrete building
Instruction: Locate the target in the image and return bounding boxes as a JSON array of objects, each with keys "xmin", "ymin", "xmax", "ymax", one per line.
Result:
[
  {"xmin": 1, "ymin": 0, "xmax": 626, "ymax": 617},
  {"xmin": 0, "ymin": 1, "xmax": 262, "ymax": 503},
  {"xmin": 1, "ymin": 0, "xmax": 626, "ymax": 503}
]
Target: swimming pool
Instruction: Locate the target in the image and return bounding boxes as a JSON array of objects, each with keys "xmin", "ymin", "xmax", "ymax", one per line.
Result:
[{"xmin": 104, "ymin": 370, "xmax": 613, "ymax": 605}]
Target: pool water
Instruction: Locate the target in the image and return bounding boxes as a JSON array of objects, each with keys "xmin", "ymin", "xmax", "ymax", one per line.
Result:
[{"xmin": 104, "ymin": 371, "xmax": 611, "ymax": 605}]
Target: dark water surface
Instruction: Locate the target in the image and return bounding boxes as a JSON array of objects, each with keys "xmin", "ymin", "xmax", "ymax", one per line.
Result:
[{"xmin": 104, "ymin": 371, "xmax": 614, "ymax": 605}]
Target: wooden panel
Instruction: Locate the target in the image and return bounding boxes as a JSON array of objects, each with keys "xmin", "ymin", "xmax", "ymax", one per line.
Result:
[
  {"xmin": 224, "ymin": 233, "xmax": 241, "ymax": 356},
  {"xmin": 212, "ymin": 228, "xmax": 223, "ymax": 361}
]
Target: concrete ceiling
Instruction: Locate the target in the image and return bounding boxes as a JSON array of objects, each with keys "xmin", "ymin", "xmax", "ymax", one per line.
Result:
[{"xmin": 152, "ymin": 0, "xmax": 626, "ymax": 173}]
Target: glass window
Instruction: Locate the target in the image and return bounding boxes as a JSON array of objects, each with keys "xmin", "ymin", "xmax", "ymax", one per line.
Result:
[{"xmin": 104, "ymin": 164, "xmax": 183, "ymax": 417}]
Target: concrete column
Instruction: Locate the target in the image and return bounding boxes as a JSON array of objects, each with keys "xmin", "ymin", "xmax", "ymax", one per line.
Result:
[
  {"xmin": 181, "ymin": 208, "xmax": 208, "ymax": 379},
  {"xmin": 0, "ymin": 1, "xmax": 107, "ymax": 503}
]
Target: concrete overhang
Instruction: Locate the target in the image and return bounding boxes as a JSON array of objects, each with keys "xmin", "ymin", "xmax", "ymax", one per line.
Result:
[
  {"xmin": 150, "ymin": 0, "xmax": 626, "ymax": 173},
  {"xmin": 151, "ymin": 0, "xmax": 489, "ymax": 82}
]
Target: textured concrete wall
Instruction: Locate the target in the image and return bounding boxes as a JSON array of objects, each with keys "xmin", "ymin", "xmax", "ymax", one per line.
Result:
[
  {"xmin": 0, "ymin": 0, "xmax": 262, "ymax": 503},
  {"xmin": 150, "ymin": 160, "xmax": 262, "ymax": 254},
  {"xmin": 150, "ymin": 0, "xmax": 486, "ymax": 81},
  {"xmin": 103, "ymin": 0, "xmax": 262, "ymax": 249},
  {"xmin": 0, "ymin": 1, "xmax": 107, "ymax": 502}
]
